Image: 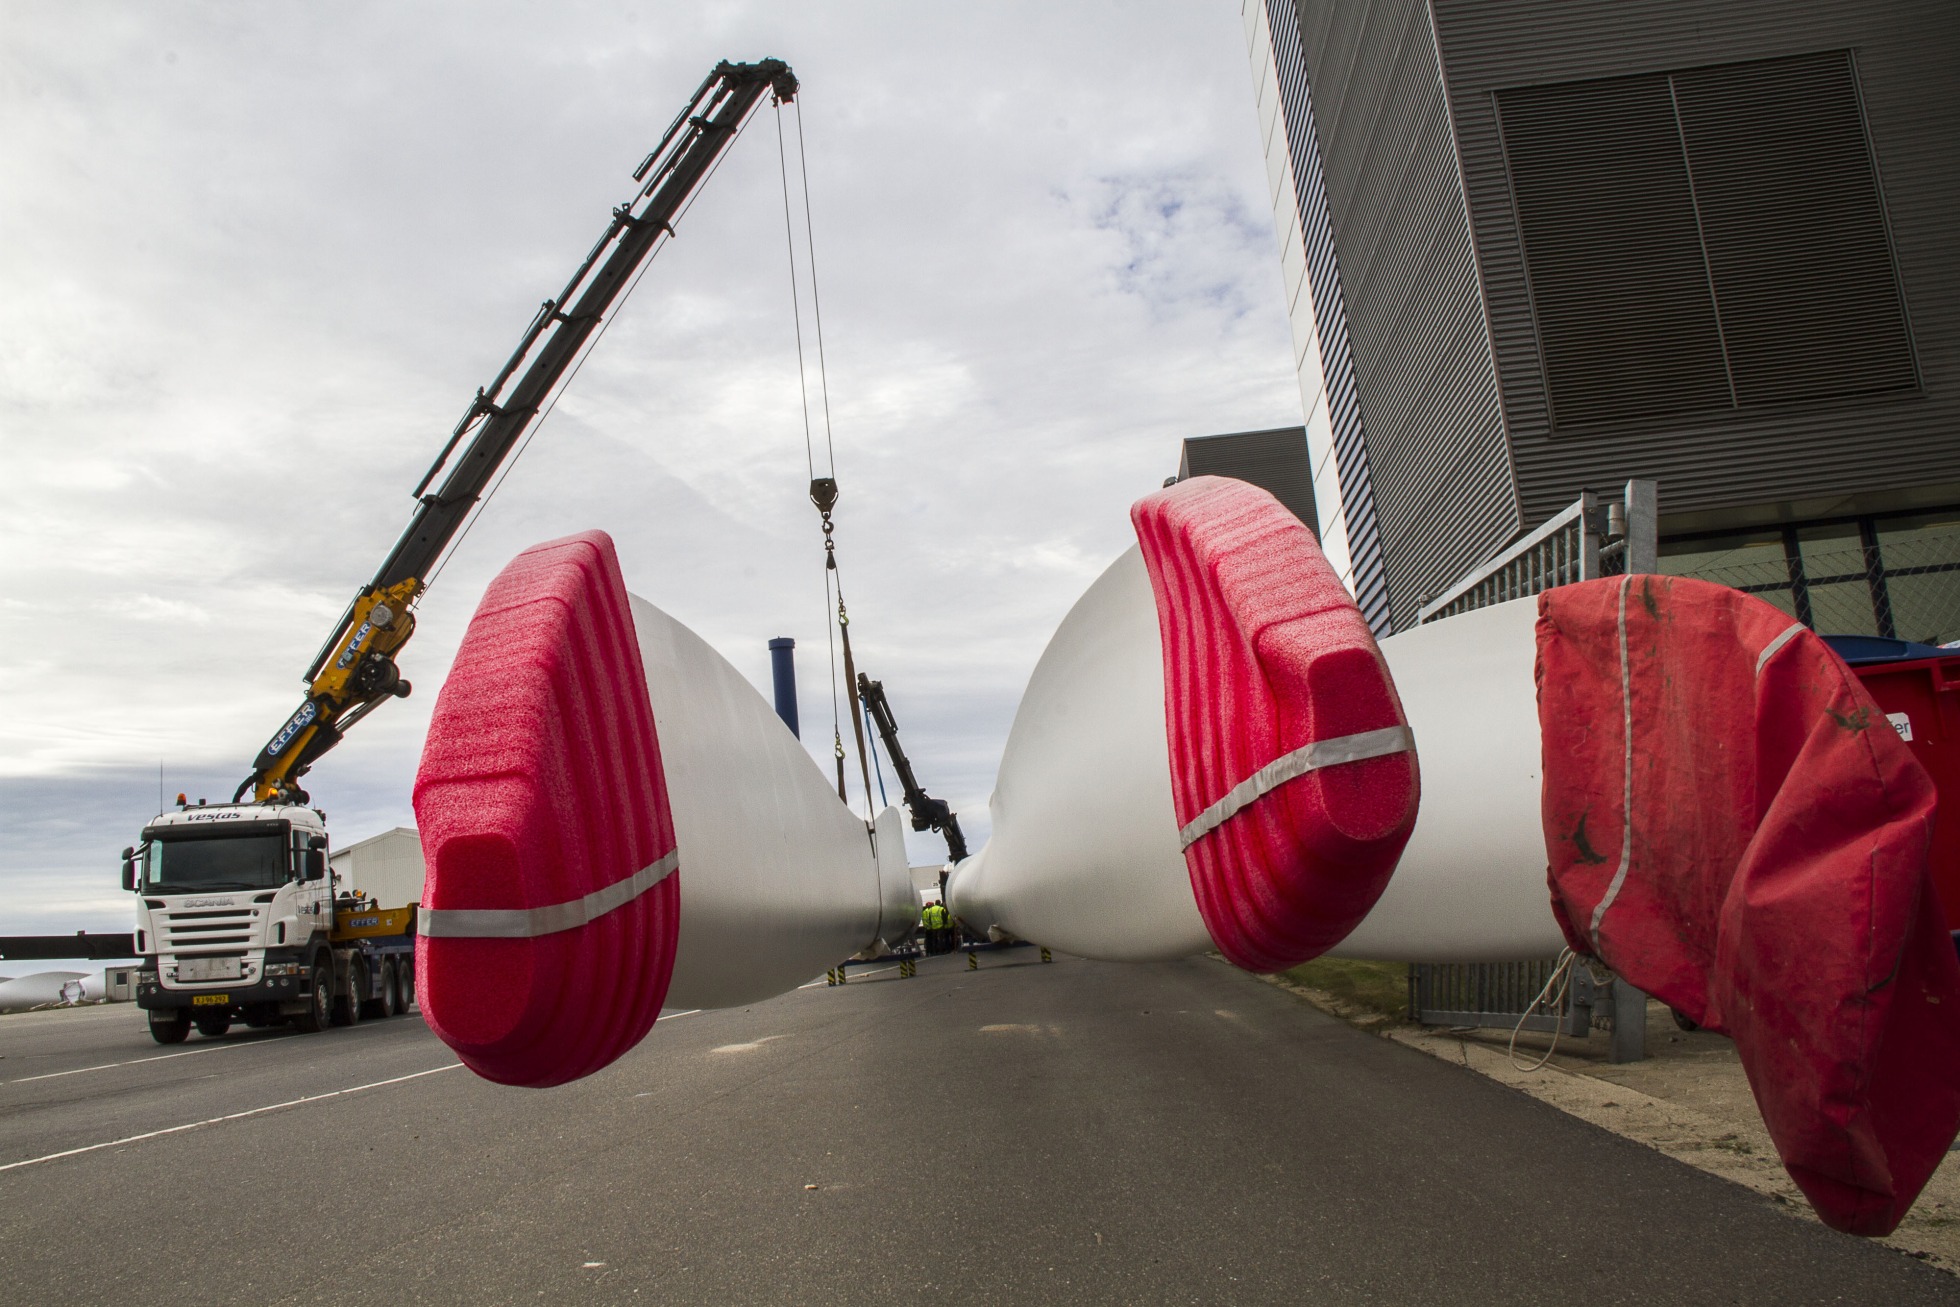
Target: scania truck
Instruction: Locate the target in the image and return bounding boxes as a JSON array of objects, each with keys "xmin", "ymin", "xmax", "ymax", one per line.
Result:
[{"xmin": 124, "ymin": 800, "xmax": 416, "ymax": 1043}]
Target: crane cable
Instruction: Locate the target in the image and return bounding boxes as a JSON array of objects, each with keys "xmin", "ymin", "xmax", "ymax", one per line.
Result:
[{"xmin": 776, "ymin": 95, "xmax": 874, "ymax": 818}]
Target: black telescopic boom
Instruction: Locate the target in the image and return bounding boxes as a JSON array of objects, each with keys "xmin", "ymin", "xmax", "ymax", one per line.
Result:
[
  {"xmin": 858, "ymin": 672, "xmax": 969, "ymax": 863},
  {"xmin": 372, "ymin": 57, "xmax": 794, "ymax": 595},
  {"xmin": 246, "ymin": 59, "xmax": 794, "ymax": 806},
  {"xmin": 306, "ymin": 58, "xmax": 797, "ymax": 682}
]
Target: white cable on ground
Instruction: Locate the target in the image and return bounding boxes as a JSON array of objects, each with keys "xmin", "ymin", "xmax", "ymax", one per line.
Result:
[{"xmin": 1508, "ymin": 947, "xmax": 1577, "ymax": 1072}]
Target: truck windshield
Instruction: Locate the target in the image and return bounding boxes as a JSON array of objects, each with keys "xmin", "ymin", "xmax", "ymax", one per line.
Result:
[{"xmin": 144, "ymin": 835, "xmax": 290, "ymax": 893}]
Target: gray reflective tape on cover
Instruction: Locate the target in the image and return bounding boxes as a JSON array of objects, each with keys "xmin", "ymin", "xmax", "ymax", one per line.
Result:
[
  {"xmin": 1178, "ymin": 725, "xmax": 1416, "ymax": 850},
  {"xmin": 1588, "ymin": 576, "xmax": 1636, "ymax": 952},
  {"xmin": 420, "ymin": 849, "xmax": 679, "ymax": 939},
  {"xmin": 1755, "ymin": 622, "xmax": 1806, "ymax": 677}
]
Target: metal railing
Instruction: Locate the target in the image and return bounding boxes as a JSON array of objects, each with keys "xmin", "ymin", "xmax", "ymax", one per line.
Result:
[
  {"xmin": 1406, "ymin": 479, "xmax": 1659, "ymax": 1062},
  {"xmin": 1419, "ymin": 479, "xmax": 1656, "ymax": 624}
]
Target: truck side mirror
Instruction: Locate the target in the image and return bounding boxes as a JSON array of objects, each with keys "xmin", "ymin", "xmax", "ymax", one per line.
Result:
[
  {"xmin": 121, "ymin": 848, "xmax": 137, "ymax": 893},
  {"xmin": 306, "ymin": 849, "xmax": 328, "ymax": 881}
]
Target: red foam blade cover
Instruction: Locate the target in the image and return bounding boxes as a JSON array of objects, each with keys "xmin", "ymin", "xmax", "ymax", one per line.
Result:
[
  {"xmin": 413, "ymin": 530, "xmax": 679, "ymax": 1088},
  {"xmin": 1539, "ymin": 575, "xmax": 1960, "ymax": 1235},
  {"xmin": 1132, "ymin": 476, "xmax": 1418, "ymax": 971}
]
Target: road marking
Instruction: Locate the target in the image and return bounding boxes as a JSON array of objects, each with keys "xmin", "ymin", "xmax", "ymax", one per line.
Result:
[
  {"xmin": 6, "ymin": 1036, "xmax": 277, "ymax": 1085},
  {"xmin": 3, "ymin": 1017, "xmax": 421, "ymax": 1086},
  {"xmin": 711, "ymin": 1035, "xmax": 787, "ymax": 1054},
  {"xmin": 655, "ymin": 1009, "xmax": 700, "ymax": 1022},
  {"xmin": 0, "ymin": 1063, "xmax": 462, "ymax": 1174}
]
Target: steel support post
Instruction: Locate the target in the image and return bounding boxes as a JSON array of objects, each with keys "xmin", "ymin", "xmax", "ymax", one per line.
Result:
[
  {"xmin": 1610, "ymin": 975, "xmax": 1647, "ymax": 1063},
  {"xmin": 1623, "ymin": 479, "xmax": 1659, "ymax": 574}
]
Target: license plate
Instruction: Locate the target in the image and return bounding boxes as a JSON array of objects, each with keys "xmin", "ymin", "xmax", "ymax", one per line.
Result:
[
  {"xmin": 192, "ymin": 994, "xmax": 230, "ymax": 1007},
  {"xmin": 179, "ymin": 957, "xmax": 241, "ymax": 981}
]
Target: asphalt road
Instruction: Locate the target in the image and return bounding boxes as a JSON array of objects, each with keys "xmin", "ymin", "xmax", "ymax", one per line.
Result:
[{"xmin": 0, "ymin": 950, "xmax": 1950, "ymax": 1305}]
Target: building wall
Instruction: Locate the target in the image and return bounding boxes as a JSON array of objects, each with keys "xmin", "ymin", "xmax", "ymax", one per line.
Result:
[
  {"xmin": 1248, "ymin": 0, "xmax": 1960, "ymax": 633},
  {"xmin": 1243, "ymin": 0, "xmax": 1390, "ymax": 631},
  {"xmin": 329, "ymin": 826, "xmax": 425, "ymax": 910},
  {"xmin": 1264, "ymin": 0, "xmax": 1520, "ymax": 630},
  {"xmin": 1431, "ymin": 0, "xmax": 1960, "ymax": 530}
]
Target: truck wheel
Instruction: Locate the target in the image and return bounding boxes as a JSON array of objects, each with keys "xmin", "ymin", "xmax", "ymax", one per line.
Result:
[
  {"xmin": 332, "ymin": 956, "xmax": 365, "ymax": 1027},
  {"xmin": 363, "ymin": 957, "xmax": 396, "ymax": 1020},
  {"xmin": 148, "ymin": 1008, "xmax": 191, "ymax": 1045},
  {"xmin": 398, "ymin": 958, "xmax": 416, "ymax": 1013},
  {"xmin": 293, "ymin": 961, "xmax": 331, "ymax": 1033},
  {"xmin": 375, "ymin": 958, "xmax": 400, "ymax": 1019},
  {"xmin": 194, "ymin": 1015, "xmax": 231, "ymax": 1039}
]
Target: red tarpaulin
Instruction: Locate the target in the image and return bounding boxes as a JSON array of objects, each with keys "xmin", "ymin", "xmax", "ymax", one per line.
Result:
[{"xmin": 1538, "ymin": 574, "xmax": 1960, "ymax": 1235}]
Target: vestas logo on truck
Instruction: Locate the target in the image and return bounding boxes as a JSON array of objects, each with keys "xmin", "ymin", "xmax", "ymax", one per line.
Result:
[
  {"xmin": 183, "ymin": 809, "xmax": 246, "ymax": 823},
  {"xmin": 266, "ymin": 700, "xmax": 319, "ymax": 758},
  {"xmin": 335, "ymin": 621, "xmax": 375, "ymax": 671}
]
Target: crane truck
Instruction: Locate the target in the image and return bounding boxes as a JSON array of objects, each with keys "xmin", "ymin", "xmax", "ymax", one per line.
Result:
[{"xmin": 123, "ymin": 58, "xmax": 799, "ymax": 1044}]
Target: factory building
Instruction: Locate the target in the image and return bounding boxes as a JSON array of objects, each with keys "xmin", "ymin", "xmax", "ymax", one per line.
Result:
[{"xmin": 1242, "ymin": 0, "xmax": 1960, "ymax": 640}]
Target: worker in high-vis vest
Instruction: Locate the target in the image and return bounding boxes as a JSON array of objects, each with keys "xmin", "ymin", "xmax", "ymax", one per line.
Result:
[{"xmin": 921, "ymin": 901, "xmax": 949, "ymax": 954}]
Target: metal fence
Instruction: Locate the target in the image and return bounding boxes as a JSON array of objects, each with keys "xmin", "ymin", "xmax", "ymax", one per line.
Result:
[
  {"xmin": 1406, "ymin": 479, "xmax": 1657, "ymax": 1062},
  {"xmin": 1669, "ymin": 522, "xmax": 1960, "ymax": 646},
  {"xmin": 1408, "ymin": 960, "xmax": 1585, "ymax": 1035},
  {"xmin": 1408, "ymin": 959, "xmax": 1640, "ymax": 1045}
]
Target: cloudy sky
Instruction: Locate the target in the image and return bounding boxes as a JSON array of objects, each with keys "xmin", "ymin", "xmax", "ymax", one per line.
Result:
[{"xmin": 0, "ymin": 2, "xmax": 1304, "ymax": 961}]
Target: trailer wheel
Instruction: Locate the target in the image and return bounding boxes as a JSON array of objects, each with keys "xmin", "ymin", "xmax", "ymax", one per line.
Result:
[
  {"xmin": 194, "ymin": 1014, "xmax": 231, "ymax": 1039},
  {"xmin": 293, "ymin": 960, "xmax": 331, "ymax": 1033},
  {"xmin": 365, "ymin": 957, "xmax": 397, "ymax": 1020},
  {"xmin": 332, "ymin": 956, "xmax": 365, "ymax": 1027},
  {"xmin": 148, "ymin": 1008, "xmax": 191, "ymax": 1045},
  {"xmin": 381, "ymin": 957, "xmax": 401, "ymax": 1018}
]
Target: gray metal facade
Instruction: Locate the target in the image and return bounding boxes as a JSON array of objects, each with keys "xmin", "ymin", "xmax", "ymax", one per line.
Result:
[
  {"xmin": 1264, "ymin": 0, "xmax": 1960, "ymax": 630},
  {"xmin": 1262, "ymin": 3, "xmax": 1391, "ymax": 632},
  {"xmin": 1274, "ymin": 0, "xmax": 1518, "ymax": 631}
]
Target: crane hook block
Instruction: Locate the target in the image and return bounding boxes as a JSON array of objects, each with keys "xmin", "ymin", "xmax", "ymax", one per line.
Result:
[{"xmin": 809, "ymin": 478, "xmax": 839, "ymax": 516}]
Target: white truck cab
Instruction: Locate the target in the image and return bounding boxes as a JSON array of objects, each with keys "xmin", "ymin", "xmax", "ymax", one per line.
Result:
[{"xmin": 127, "ymin": 801, "xmax": 414, "ymax": 1043}]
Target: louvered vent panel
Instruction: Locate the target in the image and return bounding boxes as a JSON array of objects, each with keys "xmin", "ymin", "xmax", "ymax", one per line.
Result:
[
  {"xmin": 1496, "ymin": 49, "xmax": 1916, "ymax": 436},
  {"xmin": 1672, "ymin": 52, "xmax": 1917, "ymax": 407},
  {"xmin": 1497, "ymin": 75, "xmax": 1731, "ymax": 427}
]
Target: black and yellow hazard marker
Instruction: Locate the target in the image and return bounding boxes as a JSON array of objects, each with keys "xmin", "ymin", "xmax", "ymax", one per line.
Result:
[
  {"xmin": 900, "ymin": 958, "xmax": 917, "ymax": 978},
  {"xmin": 967, "ymin": 951, "xmax": 978, "ymax": 971},
  {"xmin": 1040, "ymin": 947, "xmax": 1052, "ymax": 963}
]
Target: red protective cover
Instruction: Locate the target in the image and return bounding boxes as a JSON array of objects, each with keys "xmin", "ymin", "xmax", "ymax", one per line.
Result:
[
  {"xmin": 1132, "ymin": 477, "xmax": 1417, "ymax": 972},
  {"xmin": 1538, "ymin": 574, "xmax": 1960, "ymax": 1236},
  {"xmin": 1852, "ymin": 656, "xmax": 1960, "ymax": 932},
  {"xmin": 414, "ymin": 531, "xmax": 679, "ymax": 1088}
]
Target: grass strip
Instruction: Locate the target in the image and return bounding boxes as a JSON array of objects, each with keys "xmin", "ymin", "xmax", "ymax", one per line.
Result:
[{"xmin": 1280, "ymin": 957, "xmax": 1410, "ymax": 1023}]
